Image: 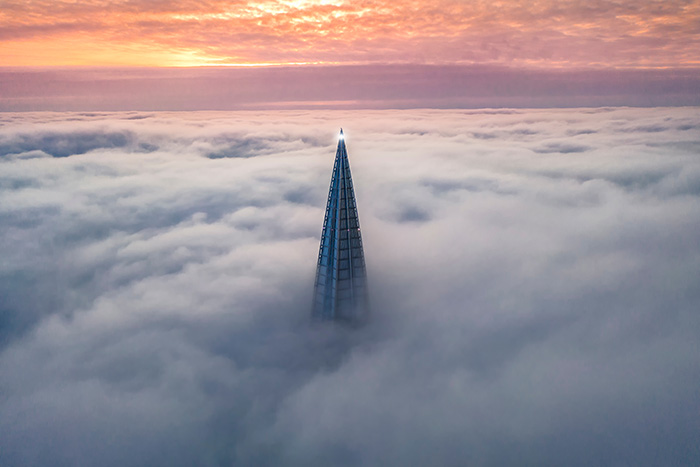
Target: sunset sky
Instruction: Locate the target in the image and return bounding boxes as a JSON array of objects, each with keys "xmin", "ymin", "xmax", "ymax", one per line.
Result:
[
  {"xmin": 1, "ymin": 1, "xmax": 700, "ymax": 109},
  {"xmin": 2, "ymin": 0, "xmax": 699, "ymax": 68}
]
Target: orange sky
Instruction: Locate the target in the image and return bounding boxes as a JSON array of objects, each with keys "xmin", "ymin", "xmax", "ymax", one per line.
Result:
[{"xmin": 1, "ymin": 0, "xmax": 699, "ymax": 68}]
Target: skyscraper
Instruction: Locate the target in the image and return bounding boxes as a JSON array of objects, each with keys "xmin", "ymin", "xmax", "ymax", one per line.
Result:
[{"xmin": 312, "ymin": 129, "xmax": 368, "ymax": 322}]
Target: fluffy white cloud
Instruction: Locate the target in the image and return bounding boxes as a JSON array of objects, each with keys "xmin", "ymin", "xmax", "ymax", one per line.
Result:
[{"xmin": 1, "ymin": 108, "xmax": 699, "ymax": 466}]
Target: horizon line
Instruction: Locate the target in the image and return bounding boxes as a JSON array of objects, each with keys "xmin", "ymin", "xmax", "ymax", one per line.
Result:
[{"xmin": 2, "ymin": 63, "xmax": 700, "ymax": 72}]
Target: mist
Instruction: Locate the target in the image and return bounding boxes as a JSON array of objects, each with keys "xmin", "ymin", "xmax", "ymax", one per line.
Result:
[{"xmin": 1, "ymin": 108, "xmax": 699, "ymax": 466}]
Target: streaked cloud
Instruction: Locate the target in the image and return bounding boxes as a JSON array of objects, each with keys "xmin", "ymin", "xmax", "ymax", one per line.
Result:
[
  {"xmin": 2, "ymin": 65, "xmax": 699, "ymax": 111},
  {"xmin": 1, "ymin": 0, "xmax": 699, "ymax": 67},
  {"xmin": 1, "ymin": 108, "xmax": 699, "ymax": 465}
]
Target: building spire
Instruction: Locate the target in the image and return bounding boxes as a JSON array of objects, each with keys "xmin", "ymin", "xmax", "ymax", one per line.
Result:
[{"xmin": 312, "ymin": 129, "xmax": 368, "ymax": 322}]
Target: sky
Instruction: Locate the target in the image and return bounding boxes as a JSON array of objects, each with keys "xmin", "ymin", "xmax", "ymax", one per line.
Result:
[
  {"xmin": 2, "ymin": 65, "xmax": 700, "ymax": 111},
  {"xmin": 1, "ymin": 108, "xmax": 699, "ymax": 465},
  {"xmin": 2, "ymin": 0, "xmax": 700, "ymax": 68},
  {"xmin": 1, "ymin": 0, "xmax": 700, "ymax": 110}
]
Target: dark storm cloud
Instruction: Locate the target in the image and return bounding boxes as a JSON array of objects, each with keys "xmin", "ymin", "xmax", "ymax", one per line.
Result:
[{"xmin": 1, "ymin": 108, "xmax": 699, "ymax": 466}]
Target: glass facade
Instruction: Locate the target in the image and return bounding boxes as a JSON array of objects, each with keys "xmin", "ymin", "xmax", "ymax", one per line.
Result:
[{"xmin": 312, "ymin": 130, "xmax": 368, "ymax": 322}]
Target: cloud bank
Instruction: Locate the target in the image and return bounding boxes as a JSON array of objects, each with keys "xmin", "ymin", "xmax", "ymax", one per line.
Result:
[
  {"xmin": 2, "ymin": 65, "xmax": 700, "ymax": 111},
  {"xmin": 1, "ymin": 108, "xmax": 699, "ymax": 466}
]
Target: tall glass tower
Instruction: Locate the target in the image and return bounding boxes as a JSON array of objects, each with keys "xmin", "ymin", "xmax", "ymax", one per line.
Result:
[{"xmin": 312, "ymin": 129, "xmax": 368, "ymax": 322}]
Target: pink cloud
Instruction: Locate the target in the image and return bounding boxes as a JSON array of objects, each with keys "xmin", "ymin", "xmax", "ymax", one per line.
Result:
[{"xmin": 0, "ymin": 0, "xmax": 698, "ymax": 67}]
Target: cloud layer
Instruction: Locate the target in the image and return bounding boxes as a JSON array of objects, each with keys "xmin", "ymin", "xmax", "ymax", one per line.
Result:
[
  {"xmin": 1, "ymin": 108, "xmax": 699, "ymax": 465},
  {"xmin": 2, "ymin": 65, "xmax": 700, "ymax": 111},
  {"xmin": 1, "ymin": 0, "xmax": 699, "ymax": 67}
]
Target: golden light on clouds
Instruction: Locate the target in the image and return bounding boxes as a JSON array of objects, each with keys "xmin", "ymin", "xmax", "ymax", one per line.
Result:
[{"xmin": 0, "ymin": 0, "xmax": 699, "ymax": 67}]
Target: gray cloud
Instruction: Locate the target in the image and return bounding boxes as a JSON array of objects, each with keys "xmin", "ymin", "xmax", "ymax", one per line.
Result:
[
  {"xmin": 0, "ymin": 108, "xmax": 699, "ymax": 466},
  {"xmin": 532, "ymin": 142, "xmax": 592, "ymax": 153}
]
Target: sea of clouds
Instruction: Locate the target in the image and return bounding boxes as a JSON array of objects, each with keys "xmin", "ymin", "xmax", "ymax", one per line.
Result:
[{"xmin": 1, "ymin": 108, "xmax": 699, "ymax": 466}]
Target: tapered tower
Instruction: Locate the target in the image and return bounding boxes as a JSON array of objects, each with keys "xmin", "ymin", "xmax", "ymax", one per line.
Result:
[{"xmin": 312, "ymin": 129, "xmax": 368, "ymax": 322}]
